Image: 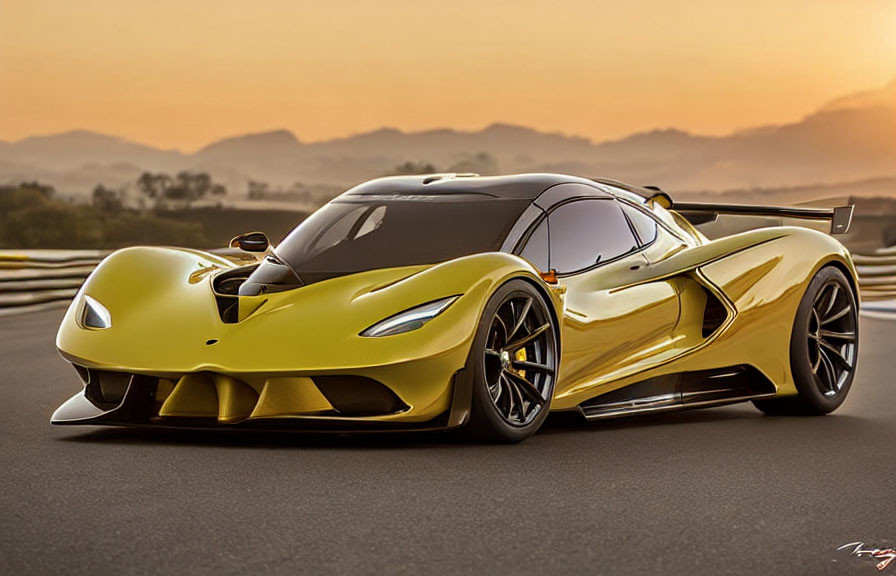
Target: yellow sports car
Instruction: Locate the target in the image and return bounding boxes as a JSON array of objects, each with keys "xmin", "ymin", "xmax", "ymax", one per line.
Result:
[{"xmin": 52, "ymin": 173, "xmax": 859, "ymax": 442}]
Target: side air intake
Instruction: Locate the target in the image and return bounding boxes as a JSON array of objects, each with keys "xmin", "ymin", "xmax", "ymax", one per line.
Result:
[{"xmin": 702, "ymin": 290, "xmax": 729, "ymax": 338}]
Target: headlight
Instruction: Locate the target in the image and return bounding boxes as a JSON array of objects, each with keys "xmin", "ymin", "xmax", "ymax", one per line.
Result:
[
  {"xmin": 360, "ymin": 296, "xmax": 459, "ymax": 337},
  {"xmin": 81, "ymin": 295, "xmax": 112, "ymax": 329}
]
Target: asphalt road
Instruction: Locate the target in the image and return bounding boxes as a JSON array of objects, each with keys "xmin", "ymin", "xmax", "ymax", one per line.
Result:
[{"xmin": 2, "ymin": 309, "xmax": 895, "ymax": 575}]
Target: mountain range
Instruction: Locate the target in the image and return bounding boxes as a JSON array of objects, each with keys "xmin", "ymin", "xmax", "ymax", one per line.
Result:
[{"xmin": 1, "ymin": 78, "xmax": 894, "ymax": 200}]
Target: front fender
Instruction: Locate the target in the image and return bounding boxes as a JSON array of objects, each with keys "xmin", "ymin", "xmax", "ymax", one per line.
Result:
[{"xmin": 57, "ymin": 249, "xmax": 558, "ymax": 377}]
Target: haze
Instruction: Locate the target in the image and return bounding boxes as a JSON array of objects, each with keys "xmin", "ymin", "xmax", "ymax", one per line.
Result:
[{"xmin": 1, "ymin": 0, "xmax": 894, "ymax": 151}]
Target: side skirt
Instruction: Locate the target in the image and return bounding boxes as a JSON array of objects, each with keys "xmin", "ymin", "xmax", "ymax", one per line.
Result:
[{"xmin": 577, "ymin": 365, "xmax": 777, "ymax": 421}]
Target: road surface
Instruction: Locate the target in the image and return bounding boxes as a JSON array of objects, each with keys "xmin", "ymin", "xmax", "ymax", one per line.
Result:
[{"xmin": 1, "ymin": 309, "xmax": 894, "ymax": 575}]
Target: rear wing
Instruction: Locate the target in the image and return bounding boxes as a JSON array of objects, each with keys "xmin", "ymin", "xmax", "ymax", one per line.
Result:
[{"xmin": 671, "ymin": 202, "xmax": 855, "ymax": 235}]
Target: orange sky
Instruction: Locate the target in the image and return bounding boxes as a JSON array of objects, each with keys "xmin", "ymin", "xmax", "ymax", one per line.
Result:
[{"xmin": 1, "ymin": 0, "xmax": 894, "ymax": 151}]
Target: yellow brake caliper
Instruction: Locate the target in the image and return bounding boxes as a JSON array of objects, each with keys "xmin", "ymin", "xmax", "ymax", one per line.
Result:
[{"xmin": 514, "ymin": 348, "xmax": 527, "ymax": 378}]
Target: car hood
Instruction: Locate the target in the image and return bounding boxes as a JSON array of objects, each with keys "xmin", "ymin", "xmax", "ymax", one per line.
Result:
[{"xmin": 57, "ymin": 246, "xmax": 544, "ymax": 376}]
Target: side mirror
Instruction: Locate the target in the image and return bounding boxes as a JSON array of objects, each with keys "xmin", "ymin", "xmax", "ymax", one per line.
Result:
[{"xmin": 230, "ymin": 231, "xmax": 270, "ymax": 253}]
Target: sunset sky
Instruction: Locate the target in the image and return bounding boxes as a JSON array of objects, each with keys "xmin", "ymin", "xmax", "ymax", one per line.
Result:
[{"xmin": 1, "ymin": 0, "xmax": 894, "ymax": 151}]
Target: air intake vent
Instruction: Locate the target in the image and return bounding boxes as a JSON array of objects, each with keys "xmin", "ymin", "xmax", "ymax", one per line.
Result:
[
  {"xmin": 213, "ymin": 265, "xmax": 258, "ymax": 323},
  {"xmin": 702, "ymin": 291, "xmax": 729, "ymax": 338},
  {"xmin": 312, "ymin": 376, "xmax": 408, "ymax": 416},
  {"xmin": 152, "ymin": 373, "xmax": 408, "ymax": 423},
  {"xmin": 83, "ymin": 370, "xmax": 131, "ymax": 407},
  {"xmin": 216, "ymin": 296, "xmax": 239, "ymax": 323}
]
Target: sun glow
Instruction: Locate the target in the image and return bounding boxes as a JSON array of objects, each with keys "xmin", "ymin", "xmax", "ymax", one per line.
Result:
[{"xmin": 1, "ymin": 0, "xmax": 894, "ymax": 149}]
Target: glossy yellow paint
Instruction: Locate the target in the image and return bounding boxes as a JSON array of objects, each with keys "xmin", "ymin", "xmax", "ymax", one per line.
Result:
[
  {"xmin": 57, "ymin": 247, "xmax": 561, "ymax": 424},
  {"xmin": 56, "ymin": 213, "xmax": 856, "ymax": 426},
  {"xmin": 158, "ymin": 373, "xmax": 219, "ymax": 419},
  {"xmin": 550, "ymin": 225, "xmax": 855, "ymax": 410},
  {"xmin": 250, "ymin": 377, "xmax": 333, "ymax": 418}
]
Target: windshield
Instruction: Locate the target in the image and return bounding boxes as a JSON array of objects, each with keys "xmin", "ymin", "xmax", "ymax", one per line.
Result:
[{"xmin": 272, "ymin": 195, "xmax": 530, "ymax": 284}]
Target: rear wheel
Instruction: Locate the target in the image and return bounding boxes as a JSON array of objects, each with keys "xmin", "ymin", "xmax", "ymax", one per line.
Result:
[
  {"xmin": 463, "ymin": 279, "xmax": 558, "ymax": 443},
  {"xmin": 753, "ymin": 266, "xmax": 858, "ymax": 415}
]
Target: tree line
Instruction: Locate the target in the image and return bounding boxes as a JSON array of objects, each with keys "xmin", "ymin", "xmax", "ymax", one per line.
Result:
[
  {"xmin": 1, "ymin": 177, "xmax": 217, "ymax": 249},
  {"xmin": 92, "ymin": 170, "xmax": 228, "ymax": 213}
]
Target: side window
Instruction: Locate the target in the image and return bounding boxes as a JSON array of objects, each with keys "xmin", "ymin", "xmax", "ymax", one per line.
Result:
[
  {"xmin": 548, "ymin": 199, "xmax": 638, "ymax": 274},
  {"xmin": 519, "ymin": 218, "xmax": 549, "ymax": 271},
  {"xmin": 621, "ymin": 203, "xmax": 658, "ymax": 246}
]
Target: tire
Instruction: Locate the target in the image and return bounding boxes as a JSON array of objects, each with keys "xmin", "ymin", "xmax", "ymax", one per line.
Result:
[
  {"xmin": 462, "ymin": 279, "xmax": 559, "ymax": 443},
  {"xmin": 753, "ymin": 266, "xmax": 858, "ymax": 415}
]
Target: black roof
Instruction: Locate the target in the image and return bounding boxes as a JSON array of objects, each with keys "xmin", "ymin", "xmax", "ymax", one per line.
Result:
[{"xmin": 341, "ymin": 173, "xmax": 668, "ymax": 205}]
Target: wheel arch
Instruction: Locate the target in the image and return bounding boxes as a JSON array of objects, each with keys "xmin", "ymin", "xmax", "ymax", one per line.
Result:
[
  {"xmin": 513, "ymin": 275, "xmax": 563, "ymax": 361},
  {"xmin": 821, "ymin": 258, "xmax": 860, "ymax": 303},
  {"xmin": 445, "ymin": 273, "xmax": 562, "ymax": 429}
]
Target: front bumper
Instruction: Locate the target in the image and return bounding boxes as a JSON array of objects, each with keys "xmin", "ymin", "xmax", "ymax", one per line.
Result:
[{"xmin": 51, "ymin": 363, "xmax": 475, "ymax": 433}]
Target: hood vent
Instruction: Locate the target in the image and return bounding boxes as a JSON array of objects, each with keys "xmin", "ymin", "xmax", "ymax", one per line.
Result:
[{"xmin": 211, "ymin": 265, "xmax": 261, "ymax": 323}]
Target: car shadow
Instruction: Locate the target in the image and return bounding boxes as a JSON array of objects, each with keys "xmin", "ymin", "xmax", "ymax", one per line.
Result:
[
  {"xmin": 51, "ymin": 404, "xmax": 784, "ymax": 450},
  {"xmin": 54, "ymin": 425, "xmax": 462, "ymax": 450}
]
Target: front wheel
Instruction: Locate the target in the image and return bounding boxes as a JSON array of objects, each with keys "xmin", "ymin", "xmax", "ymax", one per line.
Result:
[
  {"xmin": 463, "ymin": 279, "xmax": 558, "ymax": 443},
  {"xmin": 753, "ymin": 266, "xmax": 859, "ymax": 415}
]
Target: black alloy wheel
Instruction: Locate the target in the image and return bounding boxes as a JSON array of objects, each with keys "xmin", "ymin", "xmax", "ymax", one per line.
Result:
[
  {"xmin": 753, "ymin": 266, "xmax": 858, "ymax": 415},
  {"xmin": 464, "ymin": 279, "xmax": 558, "ymax": 442}
]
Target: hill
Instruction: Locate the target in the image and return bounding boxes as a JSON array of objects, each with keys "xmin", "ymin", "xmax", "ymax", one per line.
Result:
[{"xmin": 1, "ymin": 78, "xmax": 894, "ymax": 200}]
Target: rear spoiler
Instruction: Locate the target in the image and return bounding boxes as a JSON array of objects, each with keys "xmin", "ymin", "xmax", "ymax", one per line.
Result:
[{"xmin": 671, "ymin": 202, "xmax": 855, "ymax": 235}]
